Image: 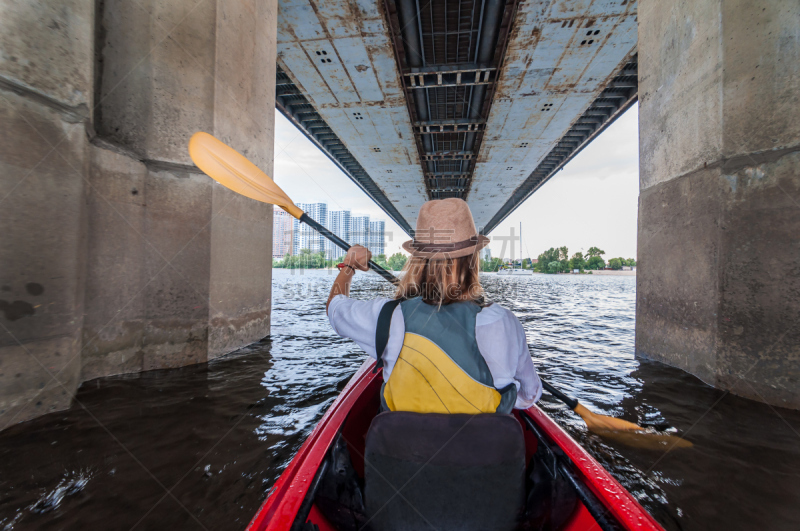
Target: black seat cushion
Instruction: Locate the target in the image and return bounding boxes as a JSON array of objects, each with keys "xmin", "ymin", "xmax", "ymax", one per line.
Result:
[{"xmin": 364, "ymin": 412, "xmax": 526, "ymax": 531}]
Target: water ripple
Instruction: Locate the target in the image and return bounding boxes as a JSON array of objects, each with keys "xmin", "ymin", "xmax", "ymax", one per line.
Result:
[{"xmin": 0, "ymin": 270, "xmax": 799, "ymax": 530}]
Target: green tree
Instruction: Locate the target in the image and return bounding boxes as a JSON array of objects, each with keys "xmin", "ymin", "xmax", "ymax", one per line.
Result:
[
  {"xmin": 625, "ymin": 258, "xmax": 636, "ymax": 267},
  {"xmin": 558, "ymin": 246, "xmax": 569, "ymax": 261},
  {"xmin": 547, "ymin": 261, "xmax": 561, "ymax": 274},
  {"xmin": 569, "ymin": 252, "xmax": 585, "ymax": 272},
  {"xmin": 274, "ymin": 249, "xmax": 331, "ymax": 269},
  {"xmin": 609, "ymin": 258, "xmax": 623, "ymax": 270},
  {"xmin": 535, "ymin": 248, "xmax": 564, "ymax": 273},
  {"xmin": 481, "ymin": 257, "xmax": 504, "ymax": 272},
  {"xmin": 387, "ymin": 252, "xmax": 408, "ymax": 271},
  {"xmin": 537, "ymin": 248, "xmax": 560, "ymax": 268},
  {"xmin": 586, "ymin": 256, "xmax": 605, "ymax": 270},
  {"xmin": 586, "ymin": 246, "xmax": 606, "ymax": 258},
  {"xmin": 372, "ymin": 253, "xmax": 388, "ymax": 269}
]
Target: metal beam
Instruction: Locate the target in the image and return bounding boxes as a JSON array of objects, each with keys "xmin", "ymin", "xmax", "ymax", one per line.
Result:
[
  {"xmin": 405, "ymin": 67, "xmax": 496, "ymax": 88},
  {"xmin": 274, "ymin": 64, "xmax": 413, "ymax": 234},
  {"xmin": 421, "ymin": 151, "xmax": 474, "ymax": 160},
  {"xmin": 385, "ymin": 0, "xmax": 521, "ymax": 200},
  {"xmin": 482, "ymin": 53, "xmax": 639, "ymax": 234},
  {"xmin": 413, "ymin": 119, "xmax": 486, "ymax": 134},
  {"xmin": 425, "ymin": 172, "xmax": 471, "ymax": 177}
]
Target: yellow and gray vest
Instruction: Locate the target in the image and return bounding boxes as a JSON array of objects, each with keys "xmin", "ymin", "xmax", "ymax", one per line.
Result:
[{"xmin": 375, "ymin": 297, "xmax": 516, "ymax": 415}]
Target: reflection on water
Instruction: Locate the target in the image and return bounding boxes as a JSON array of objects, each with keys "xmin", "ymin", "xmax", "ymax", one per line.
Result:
[{"xmin": 1, "ymin": 269, "xmax": 799, "ymax": 530}]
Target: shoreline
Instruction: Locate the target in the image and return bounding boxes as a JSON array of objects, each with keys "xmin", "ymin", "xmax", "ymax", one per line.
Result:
[{"xmin": 485, "ymin": 270, "xmax": 636, "ymax": 276}]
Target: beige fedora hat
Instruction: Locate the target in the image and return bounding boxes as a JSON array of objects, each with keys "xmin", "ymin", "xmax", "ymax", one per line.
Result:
[{"xmin": 402, "ymin": 198, "xmax": 490, "ymax": 259}]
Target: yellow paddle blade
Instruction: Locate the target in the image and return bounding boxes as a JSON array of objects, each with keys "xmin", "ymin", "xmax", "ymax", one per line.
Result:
[
  {"xmin": 188, "ymin": 132, "xmax": 304, "ymax": 219},
  {"xmin": 574, "ymin": 403, "xmax": 644, "ymax": 431},
  {"xmin": 574, "ymin": 404, "xmax": 693, "ymax": 450},
  {"xmin": 590, "ymin": 428, "xmax": 694, "ymax": 450}
]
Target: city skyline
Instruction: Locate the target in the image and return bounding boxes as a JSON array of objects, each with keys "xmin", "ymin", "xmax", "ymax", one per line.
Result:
[{"xmin": 272, "ymin": 203, "xmax": 388, "ymax": 260}]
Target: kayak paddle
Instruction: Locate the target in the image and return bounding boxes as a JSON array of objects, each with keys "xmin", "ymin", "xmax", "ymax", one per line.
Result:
[
  {"xmin": 188, "ymin": 132, "xmax": 396, "ymax": 284},
  {"xmin": 542, "ymin": 380, "xmax": 692, "ymax": 449},
  {"xmin": 188, "ymin": 132, "xmax": 690, "ymax": 450}
]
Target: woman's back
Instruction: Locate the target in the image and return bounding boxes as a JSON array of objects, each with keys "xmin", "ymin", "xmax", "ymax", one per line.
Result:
[
  {"xmin": 328, "ymin": 295, "xmax": 541, "ymax": 412},
  {"xmin": 326, "ymin": 198, "xmax": 541, "ymax": 414}
]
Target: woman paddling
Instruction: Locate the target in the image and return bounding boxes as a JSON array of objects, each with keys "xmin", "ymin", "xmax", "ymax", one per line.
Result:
[{"xmin": 326, "ymin": 198, "xmax": 541, "ymax": 414}]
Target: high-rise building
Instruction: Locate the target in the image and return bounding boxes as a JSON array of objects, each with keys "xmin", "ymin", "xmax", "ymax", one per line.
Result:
[
  {"xmin": 351, "ymin": 215, "xmax": 370, "ymax": 249},
  {"xmin": 369, "ymin": 220, "xmax": 385, "ymax": 257},
  {"xmin": 327, "ymin": 210, "xmax": 351, "ymax": 259},
  {"xmin": 284, "ymin": 202, "xmax": 386, "ymax": 261},
  {"xmin": 272, "ymin": 209, "xmax": 294, "ymax": 259},
  {"xmin": 293, "ymin": 203, "xmax": 327, "ymax": 255}
]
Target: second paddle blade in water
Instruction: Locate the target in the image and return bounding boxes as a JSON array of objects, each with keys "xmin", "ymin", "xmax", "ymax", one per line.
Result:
[{"xmin": 575, "ymin": 405, "xmax": 693, "ymax": 449}]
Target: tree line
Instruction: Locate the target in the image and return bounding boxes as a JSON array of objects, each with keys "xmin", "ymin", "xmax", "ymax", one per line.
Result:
[
  {"xmin": 480, "ymin": 246, "xmax": 635, "ymax": 273},
  {"xmin": 275, "ymin": 248, "xmax": 634, "ymax": 275},
  {"xmin": 273, "ymin": 249, "xmax": 409, "ymax": 271},
  {"xmin": 534, "ymin": 246, "xmax": 635, "ymax": 273}
]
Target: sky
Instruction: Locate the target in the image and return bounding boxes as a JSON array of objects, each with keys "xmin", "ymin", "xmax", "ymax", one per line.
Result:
[{"xmin": 273, "ymin": 103, "xmax": 639, "ymax": 260}]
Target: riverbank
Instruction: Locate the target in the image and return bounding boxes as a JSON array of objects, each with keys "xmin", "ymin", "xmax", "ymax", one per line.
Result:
[{"xmin": 489, "ymin": 270, "xmax": 636, "ymax": 276}]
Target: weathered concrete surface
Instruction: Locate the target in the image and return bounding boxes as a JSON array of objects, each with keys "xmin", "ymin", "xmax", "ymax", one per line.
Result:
[
  {"xmin": 208, "ymin": 188, "xmax": 274, "ymax": 360},
  {"xmin": 1, "ymin": 0, "xmax": 277, "ymax": 431},
  {"xmin": 0, "ymin": 0, "xmax": 93, "ymax": 429},
  {"xmin": 208, "ymin": 0, "xmax": 276, "ymax": 359},
  {"xmin": 96, "ymin": 0, "xmax": 218, "ymax": 163},
  {"xmin": 87, "ymin": 0, "xmax": 277, "ymax": 373},
  {"xmin": 81, "ymin": 145, "xmax": 149, "ymax": 381},
  {"xmin": 0, "ymin": 0, "xmax": 94, "ymax": 109},
  {"xmin": 637, "ymin": 0, "xmax": 800, "ymax": 408},
  {"xmin": 81, "ymin": 149, "xmax": 215, "ymax": 380}
]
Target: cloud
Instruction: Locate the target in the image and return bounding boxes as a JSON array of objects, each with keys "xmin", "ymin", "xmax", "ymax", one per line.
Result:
[{"xmin": 486, "ymin": 104, "xmax": 640, "ymax": 260}]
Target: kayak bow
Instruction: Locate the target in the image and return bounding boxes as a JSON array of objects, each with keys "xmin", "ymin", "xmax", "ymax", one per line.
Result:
[{"xmin": 247, "ymin": 360, "xmax": 665, "ymax": 531}]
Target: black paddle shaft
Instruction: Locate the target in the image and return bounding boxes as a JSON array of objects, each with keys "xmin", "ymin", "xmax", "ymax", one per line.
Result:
[
  {"xmin": 299, "ymin": 213, "xmax": 398, "ymax": 284},
  {"xmin": 541, "ymin": 379, "xmax": 579, "ymax": 410}
]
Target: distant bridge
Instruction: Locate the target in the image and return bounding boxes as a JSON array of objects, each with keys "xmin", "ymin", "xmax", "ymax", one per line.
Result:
[{"xmin": 275, "ymin": 0, "xmax": 638, "ymax": 234}]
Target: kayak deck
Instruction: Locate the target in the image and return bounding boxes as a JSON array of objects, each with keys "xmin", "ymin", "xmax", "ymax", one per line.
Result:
[{"xmin": 247, "ymin": 360, "xmax": 664, "ymax": 531}]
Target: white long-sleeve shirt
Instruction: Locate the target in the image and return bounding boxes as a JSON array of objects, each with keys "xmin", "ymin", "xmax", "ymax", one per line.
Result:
[{"xmin": 328, "ymin": 295, "xmax": 542, "ymax": 409}]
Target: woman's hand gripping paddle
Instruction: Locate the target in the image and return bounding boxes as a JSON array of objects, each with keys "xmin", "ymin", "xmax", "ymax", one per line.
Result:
[
  {"xmin": 188, "ymin": 132, "xmax": 396, "ymax": 283},
  {"xmin": 188, "ymin": 131, "xmax": 689, "ymax": 449}
]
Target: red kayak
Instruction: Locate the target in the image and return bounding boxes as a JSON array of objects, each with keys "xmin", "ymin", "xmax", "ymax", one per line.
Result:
[{"xmin": 247, "ymin": 360, "xmax": 665, "ymax": 531}]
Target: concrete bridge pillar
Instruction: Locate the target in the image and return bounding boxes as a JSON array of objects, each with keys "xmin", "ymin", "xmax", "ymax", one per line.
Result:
[
  {"xmin": 637, "ymin": 0, "xmax": 800, "ymax": 408},
  {"xmin": 0, "ymin": 0, "xmax": 277, "ymax": 429}
]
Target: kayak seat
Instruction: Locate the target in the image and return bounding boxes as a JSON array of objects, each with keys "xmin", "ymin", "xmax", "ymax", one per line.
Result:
[{"xmin": 364, "ymin": 412, "xmax": 526, "ymax": 531}]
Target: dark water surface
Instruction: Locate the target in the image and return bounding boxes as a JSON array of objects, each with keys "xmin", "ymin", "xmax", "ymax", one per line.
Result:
[{"xmin": 1, "ymin": 270, "xmax": 799, "ymax": 530}]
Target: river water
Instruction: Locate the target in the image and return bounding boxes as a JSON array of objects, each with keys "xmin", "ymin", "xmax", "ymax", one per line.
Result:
[{"xmin": 1, "ymin": 269, "xmax": 799, "ymax": 530}]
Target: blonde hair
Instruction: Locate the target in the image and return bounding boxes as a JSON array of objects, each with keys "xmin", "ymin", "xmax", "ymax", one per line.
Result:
[{"xmin": 394, "ymin": 253, "xmax": 483, "ymax": 306}]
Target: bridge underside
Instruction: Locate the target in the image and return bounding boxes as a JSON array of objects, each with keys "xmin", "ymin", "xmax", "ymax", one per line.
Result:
[{"xmin": 276, "ymin": 0, "xmax": 638, "ymax": 233}]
